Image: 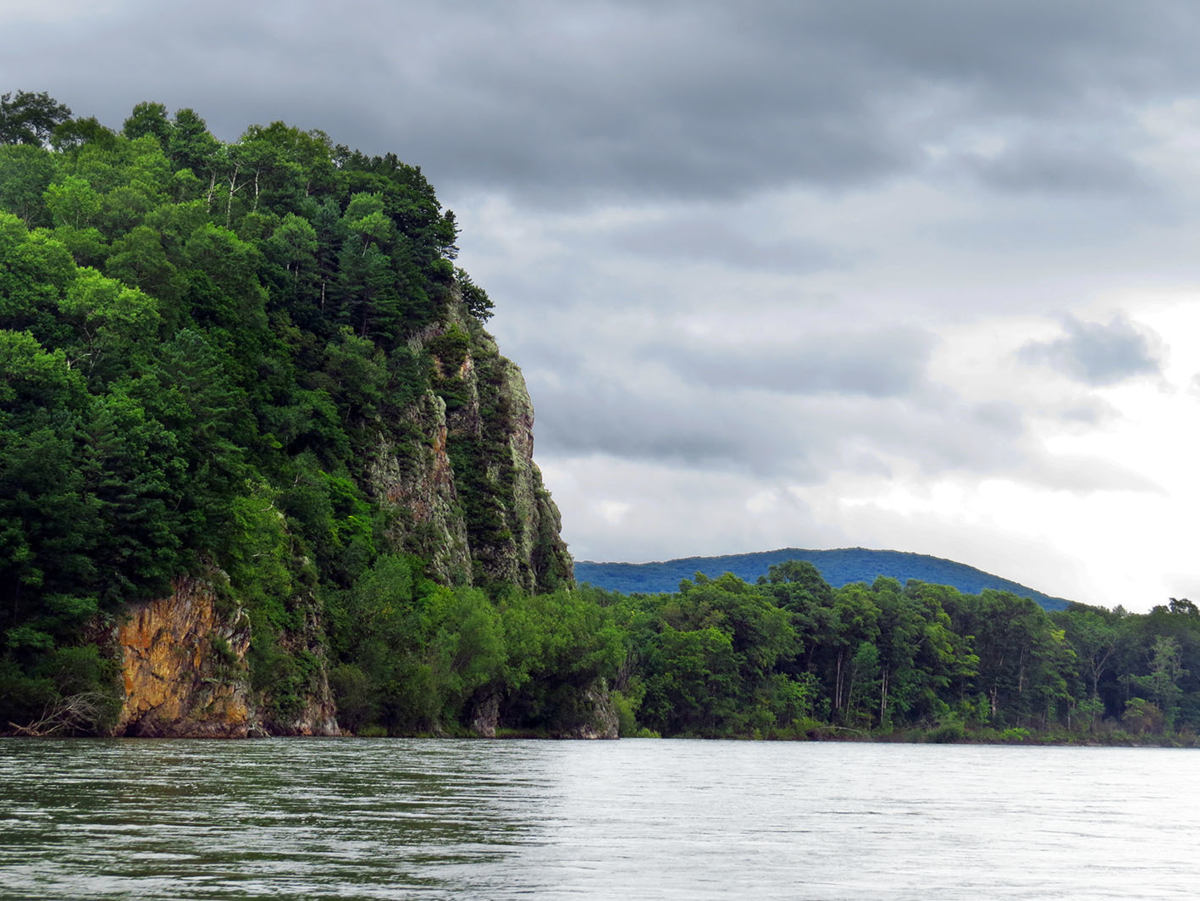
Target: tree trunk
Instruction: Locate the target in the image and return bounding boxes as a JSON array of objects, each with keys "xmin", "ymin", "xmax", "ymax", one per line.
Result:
[
  {"xmin": 226, "ymin": 161, "xmax": 241, "ymax": 225},
  {"xmin": 834, "ymin": 651, "xmax": 844, "ymax": 713}
]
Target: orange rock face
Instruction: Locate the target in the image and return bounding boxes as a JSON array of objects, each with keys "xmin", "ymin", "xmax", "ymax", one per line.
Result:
[{"xmin": 113, "ymin": 577, "xmax": 255, "ymax": 738}]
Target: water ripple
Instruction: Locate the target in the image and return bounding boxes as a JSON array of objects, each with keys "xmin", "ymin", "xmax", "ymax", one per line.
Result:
[{"xmin": 1, "ymin": 739, "xmax": 1198, "ymax": 899}]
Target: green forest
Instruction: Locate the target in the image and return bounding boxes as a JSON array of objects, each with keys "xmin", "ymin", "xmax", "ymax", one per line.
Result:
[{"xmin": 1, "ymin": 91, "xmax": 1198, "ymax": 744}]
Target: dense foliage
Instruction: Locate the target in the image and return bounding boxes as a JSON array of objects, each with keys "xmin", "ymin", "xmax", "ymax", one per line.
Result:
[
  {"xmin": 0, "ymin": 94, "xmax": 575, "ymax": 735},
  {"xmin": 597, "ymin": 563, "xmax": 1200, "ymax": 743},
  {"xmin": 1, "ymin": 94, "xmax": 1194, "ymax": 744}
]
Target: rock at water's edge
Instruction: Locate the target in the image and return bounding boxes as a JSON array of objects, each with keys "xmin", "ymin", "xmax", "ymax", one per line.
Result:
[{"xmin": 113, "ymin": 577, "xmax": 253, "ymax": 738}]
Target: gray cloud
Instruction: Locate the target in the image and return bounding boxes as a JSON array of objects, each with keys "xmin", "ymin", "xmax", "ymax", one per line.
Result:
[
  {"xmin": 1018, "ymin": 314, "xmax": 1165, "ymax": 385},
  {"xmin": 650, "ymin": 328, "xmax": 935, "ymax": 397},
  {"xmin": 607, "ymin": 219, "xmax": 844, "ymax": 274},
  {"xmin": 7, "ymin": 0, "xmax": 1200, "ymax": 206},
  {"xmin": 1010, "ymin": 454, "xmax": 1163, "ymax": 494},
  {"xmin": 528, "ymin": 360, "xmax": 1031, "ymax": 482},
  {"xmin": 961, "ymin": 135, "xmax": 1148, "ymax": 195},
  {"xmin": 3, "ymin": 0, "xmax": 1193, "ymax": 608},
  {"xmin": 529, "ymin": 371, "xmax": 822, "ymax": 477},
  {"xmin": 1057, "ymin": 397, "xmax": 1120, "ymax": 427},
  {"xmin": 532, "ymin": 361, "xmax": 1157, "ymax": 498}
]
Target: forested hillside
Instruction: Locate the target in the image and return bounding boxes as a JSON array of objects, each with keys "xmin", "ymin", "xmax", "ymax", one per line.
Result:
[
  {"xmin": 576, "ymin": 548, "xmax": 1071, "ymax": 611},
  {"xmin": 0, "ymin": 91, "xmax": 591, "ymax": 738},
  {"xmin": 2, "ymin": 92, "xmax": 1197, "ymax": 745}
]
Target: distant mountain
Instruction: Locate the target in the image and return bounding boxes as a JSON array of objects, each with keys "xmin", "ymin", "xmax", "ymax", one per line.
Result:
[{"xmin": 575, "ymin": 547, "xmax": 1072, "ymax": 611}]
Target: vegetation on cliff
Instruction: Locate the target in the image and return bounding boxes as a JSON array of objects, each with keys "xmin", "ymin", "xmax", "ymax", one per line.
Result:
[
  {"xmin": 1, "ymin": 93, "xmax": 1196, "ymax": 744},
  {"xmin": 0, "ymin": 93, "xmax": 578, "ymax": 736}
]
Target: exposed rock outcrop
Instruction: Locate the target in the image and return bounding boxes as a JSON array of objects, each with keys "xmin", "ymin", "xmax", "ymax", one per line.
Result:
[
  {"xmin": 469, "ymin": 692, "xmax": 500, "ymax": 739},
  {"xmin": 112, "ymin": 300, "xmax": 574, "ymax": 739},
  {"xmin": 552, "ymin": 683, "xmax": 619, "ymax": 740},
  {"xmin": 255, "ymin": 595, "xmax": 341, "ymax": 737},
  {"xmin": 113, "ymin": 577, "xmax": 254, "ymax": 738},
  {"xmin": 370, "ymin": 304, "xmax": 573, "ymax": 593},
  {"xmin": 113, "ymin": 576, "xmax": 340, "ymax": 738},
  {"xmin": 369, "ymin": 391, "xmax": 473, "ymax": 585}
]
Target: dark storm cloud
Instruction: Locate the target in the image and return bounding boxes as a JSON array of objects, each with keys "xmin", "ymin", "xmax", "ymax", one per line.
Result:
[
  {"xmin": 529, "ymin": 371, "xmax": 824, "ymax": 477},
  {"xmin": 1018, "ymin": 314, "xmax": 1165, "ymax": 385},
  {"xmin": 651, "ymin": 328, "xmax": 935, "ymax": 397},
  {"xmin": 531, "ymin": 362, "xmax": 1156, "ymax": 495},
  {"xmin": 7, "ymin": 0, "xmax": 1200, "ymax": 205}
]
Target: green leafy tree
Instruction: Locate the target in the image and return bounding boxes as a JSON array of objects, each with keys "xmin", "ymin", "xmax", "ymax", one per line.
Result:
[
  {"xmin": 122, "ymin": 102, "xmax": 172, "ymax": 148},
  {"xmin": 0, "ymin": 91, "xmax": 71, "ymax": 146},
  {"xmin": 0, "ymin": 145, "xmax": 56, "ymax": 225}
]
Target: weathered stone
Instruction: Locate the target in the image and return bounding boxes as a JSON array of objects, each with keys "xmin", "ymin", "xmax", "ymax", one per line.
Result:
[
  {"xmin": 113, "ymin": 576, "xmax": 341, "ymax": 738},
  {"xmin": 369, "ymin": 298, "xmax": 573, "ymax": 593},
  {"xmin": 469, "ymin": 692, "xmax": 500, "ymax": 738},
  {"xmin": 113, "ymin": 577, "xmax": 254, "ymax": 738},
  {"xmin": 112, "ymin": 296, "xmax": 574, "ymax": 739},
  {"xmin": 369, "ymin": 390, "xmax": 473, "ymax": 584},
  {"xmin": 553, "ymin": 683, "xmax": 620, "ymax": 740},
  {"xmin": 256, "ymin": 596, "xmax": 342, "ymax": 737}
]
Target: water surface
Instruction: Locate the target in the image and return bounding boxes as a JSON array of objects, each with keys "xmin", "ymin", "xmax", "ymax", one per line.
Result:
[{"xmin": 0, "ymin": 738, "xmax": 1195, "ymax": 899}]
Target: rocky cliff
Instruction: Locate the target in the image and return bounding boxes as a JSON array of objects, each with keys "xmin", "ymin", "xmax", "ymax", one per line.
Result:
[
  {"xmin": 112, "ymin": 301, "xmax": 574, "ymax": 738},
  {"xmin": 0, "ymin": 106, "xmax": 587, "ymax": 741},
  {"xmin": 113, "ymin": 577, "xmax": 254, "ymax": 738},
  {"xmin": 370, "ymin": 304, "xmax": 573, "ymax": 594},
  {"xmin": 112, "ymin": 576, "xmax": 339, "ymax": 738}
]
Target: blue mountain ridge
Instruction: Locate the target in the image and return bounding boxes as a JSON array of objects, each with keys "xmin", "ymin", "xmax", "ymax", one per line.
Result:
[{"xmin": 574, "ymin": 547, "xmax": 1072, "ymax": 612}]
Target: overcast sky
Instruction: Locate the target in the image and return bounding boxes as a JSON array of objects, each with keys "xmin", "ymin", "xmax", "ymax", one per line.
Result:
[{"xmin": 5, "ymin": 0, "xmax": 1200, "ymax": 610}]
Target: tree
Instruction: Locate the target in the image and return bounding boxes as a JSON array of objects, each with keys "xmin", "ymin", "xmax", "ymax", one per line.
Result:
[
  {"xmin": 1126, "ymin": 636, "xmax": 1188, "ymax": 729},
  {"xmin": 828, "ymin": 584, "xmax": 880, "ymax": 720},
  {"xmin": 455, "ymin": 267, "xmax": 494, "ymax": 322},
  {"xmin": 266, "ymin": 213, "xmax": 318, "ymax": 295},
  {"xmin": 105, "ymin": 225, "xmax": 182, "ymax": 309},
  {"xmin": 57, "ymin": 266, "xmax": 160, "ymax": 383},
  {"xmin": 51, "ymin": 117, "xmax": 118, "ymax": 153},
  {"xmin": 44, "ymin": 175, "xmax": 102, "ymax": 230},
  {"xmin": 122, "ymin": 102, "xmax": 172, "ymax": 148},
  {"xmin": 0, "ymin": 91, "xmax": 71, "ymax": 146},
  {"xmin": 0, "ymin": 145, "xmax": 56, "ymax": 225},
  {"xmin": 1059, "ymin": 606, "xmax": 1120, "ymax": 729},
  {"xmin": 167, "ymin": 108, "xmax": 220, "ymax": 186}
]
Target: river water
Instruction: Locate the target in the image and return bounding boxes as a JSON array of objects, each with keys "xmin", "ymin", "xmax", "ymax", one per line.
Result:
[{"xmin": 0, "ymin": 738, "xmax": 1195, "ymax": 899}]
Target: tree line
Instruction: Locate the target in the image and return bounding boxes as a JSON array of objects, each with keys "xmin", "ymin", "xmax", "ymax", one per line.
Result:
[{"xmin": 595, "ymin": 562, "xmax": 1200, "ymax": 741}]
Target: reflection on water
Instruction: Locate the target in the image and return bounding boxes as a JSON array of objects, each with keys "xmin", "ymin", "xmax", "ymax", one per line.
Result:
[{"xmin": 0, "ymin": 738, "xmax": 1196, "ymax": 899}]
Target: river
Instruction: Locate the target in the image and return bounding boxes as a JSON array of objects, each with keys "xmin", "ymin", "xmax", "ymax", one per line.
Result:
[{"xmin": 0, "ymin": 738, "xmax": 1195, "ymax": 899}]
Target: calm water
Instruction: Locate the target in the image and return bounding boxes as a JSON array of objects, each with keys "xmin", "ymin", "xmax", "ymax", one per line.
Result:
[{"xmin": 0, "ymin": 738, "xmax": 1195, "ymax": 899}]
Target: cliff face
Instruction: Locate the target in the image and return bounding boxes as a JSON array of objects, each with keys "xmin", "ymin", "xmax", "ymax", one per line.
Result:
[
  {"xmin": 113, "ymin": 576, "xmax": 339, "ymax": 738},
  {"xmin": 113, "ymin": 303, "xmax": 573, "ymax": 738},
  {"xmin": 370, "ymin": 306, "xmax": 573, "ymax": 593},
  {"xmin": 113, "ymin": 577, "xmax": 254, "ymax": 738},
  {"xmin": 369, "ymin": 390, "xmax": 473, "ymax": 584}
]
